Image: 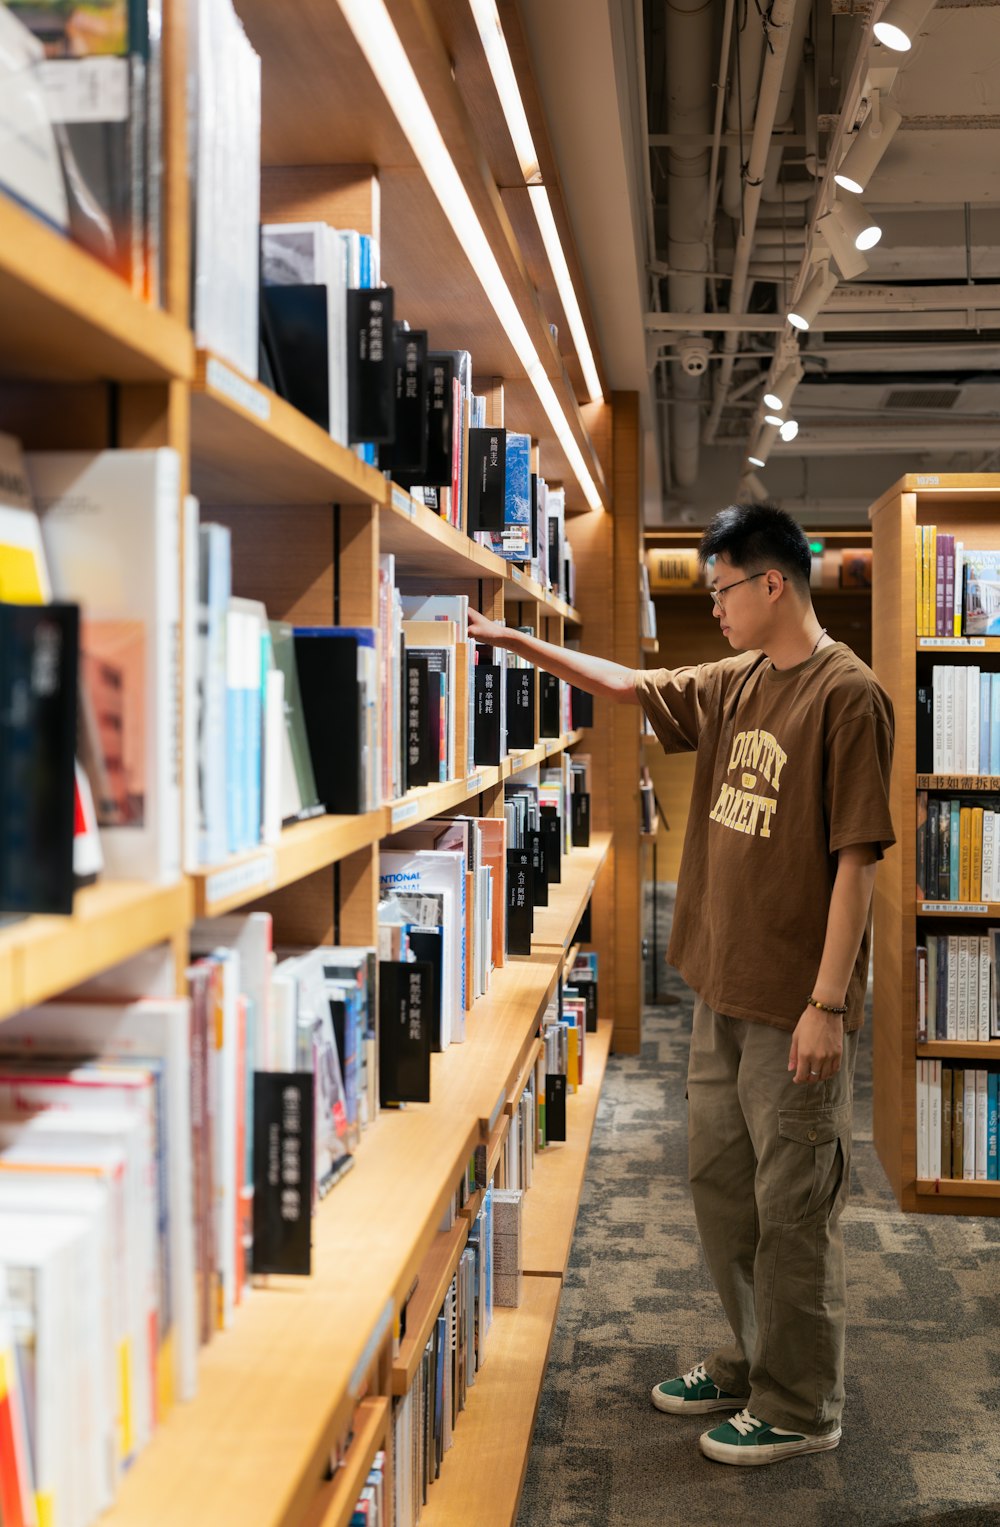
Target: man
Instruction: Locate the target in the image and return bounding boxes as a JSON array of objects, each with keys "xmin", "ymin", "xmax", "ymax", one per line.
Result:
[{"xmin": 467, "ymin": 501, "xmax": 894, "ymax": 1466}]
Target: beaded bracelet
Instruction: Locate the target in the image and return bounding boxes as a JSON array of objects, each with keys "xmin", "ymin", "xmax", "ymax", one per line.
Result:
[{"xmin": 807, "ymin": 995, "xmax": 848, "ymax": 1015}]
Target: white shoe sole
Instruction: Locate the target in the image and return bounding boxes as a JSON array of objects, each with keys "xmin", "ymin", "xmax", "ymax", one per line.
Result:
[
  {"xmin": 651, "ymin": 1385, "xmax": 751, "ymax": 1415},
  {"xmin": 699, "ymin": 1426, "xmax": 842, "ymax": 1464}
]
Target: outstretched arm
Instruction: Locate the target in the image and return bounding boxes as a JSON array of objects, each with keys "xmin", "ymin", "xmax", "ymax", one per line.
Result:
[{"xmin": 467, "ymin": 608, "xmax": 639, "ymax": 704}]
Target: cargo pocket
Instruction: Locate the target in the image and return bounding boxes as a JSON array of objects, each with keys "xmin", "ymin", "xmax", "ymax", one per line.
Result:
[{"xmin": 766, "ymin": 1104, "xmax": 851, "ymax": 1226}]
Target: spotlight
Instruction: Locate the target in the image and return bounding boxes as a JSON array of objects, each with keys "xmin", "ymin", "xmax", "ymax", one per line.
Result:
[
  {"xmin": 763, "ymin": 361, "xmax": 803, "ymax": 414},
  {"xmin": 764, "ymin": 413, "xmax": 785, "ymax": 428},
  {"xmin": 816, "ymin": 206, "xmax": 871, "ymax": 280},
  {"xmin": 748, "ymin": 455, "xmax": 766, "ymax": 468},
  {"xmin": 831, "ymin": 196, "xmax": 882, "ymax": 251},
  {"xmin": 874, "ymin": 0, "xmax": 937, "ymax": 51},
  {"xmin": 739, "ymin": 470, "xmax": 770, "ymax": 504},
  {"xmin": 834, "ymin": 98, "xmax": 903, "ymax": 195},
  {"xmin": 779, "ymin": 418, "xmax": 799, "ymax": 442},
  {"xmin": 749, "ymin": 422, "xmax": 780, "ymax": 468},
  {"xmin": 788, "ymin": 265, "xmax": 839, "ymax": 332}
]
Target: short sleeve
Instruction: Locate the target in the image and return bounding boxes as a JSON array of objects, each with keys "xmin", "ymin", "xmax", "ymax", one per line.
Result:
[
  {"xmin": 633, "ymin": 665, "xmax": 713, "ymax": 754},
  {"xmin": 824, "ymin": 710, "xmax": 896, "ymax": 858}
]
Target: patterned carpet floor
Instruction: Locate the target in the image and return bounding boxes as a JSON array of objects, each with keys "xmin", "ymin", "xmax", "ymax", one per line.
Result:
[{"xmin": 516, "ymin": 885, "xmax": 1000, "ymax": 1527}]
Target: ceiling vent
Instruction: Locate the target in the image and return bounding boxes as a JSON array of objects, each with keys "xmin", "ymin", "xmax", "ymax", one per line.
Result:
[{"xmin": 883, "ymin": 389, "xmax": 960, "ymax": 411}]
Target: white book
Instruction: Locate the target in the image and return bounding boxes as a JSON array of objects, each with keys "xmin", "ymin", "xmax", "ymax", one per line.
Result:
[
  {"xmin": 28, "ymin": 448, "xmax": 183, "ymax": 883},
  {"xmin": 0, "ymin": 7, "xmax": 69, "ymax": 232},
  {"xmin": 932, "ymin": 666, "xmax": 946, "ymax": 773},
  {"xmin": 929, "ymin": 1059, "xmax": 942, "ymax": 1180},
  {"xmin": 0, "ymin": 1211, "xmax": 100, "ymax": 1527},
  {"xmin": 957, "ymin": 936, "xmax": 969, "ymax": 1041},
  {"xmin": 380, "ymin": 849, "xmax": 467, "ymax": 1045},
  {"xmin": 197, "ymin": 522, "xmax": 232, "ymax": 865},
  {"xmin": 983, "ymin": 812, "xmax": 995, "ymax": 903},
  {"xmin": 262, "ymin": 666, "xmax": 285, "ymax": 846},
  {"xmin": 967, "ymin": 666, "xmax": 980, "ymax": 776},
  {"xmin": 968, "ymin": 936, "xmax": 979, "ymax": 1041},
  {"xmin": 0, "ymin": 1114, "xmax": 152, "ymax": 1464},
  {"xmin": 979, "ymin": 936, "xmax": 991, "ymax": 1041},
  {"xmin": 963, "ymin": 1069, "xmax": 977, "ymax": 1179},
  {"xmin": 0, "ymin": 997, "xmax": 198, "ymax": 1404},
  {"xmin": 0, "ymin": 1176, "xmax": 116, "ymax": 1508},
  {"xmin": 182, "ymin": 494, "xmax": 200, "ymax": 873},
  {"xmin": 916, "ymin": 1060, "xmax": 928, "ymax": 1180},
  {"xmin": 955, "ymin": 666, "xmax": 967, "ymax": 774},
  {"xmin": 942, "ymin": 666, "xmax": 955, "ymax": 772},
  {"xmin": 976, "ymin": 1067, "xmax": 989, "ymax": 1180}
]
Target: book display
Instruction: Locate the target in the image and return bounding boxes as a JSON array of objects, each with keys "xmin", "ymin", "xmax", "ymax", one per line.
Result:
[
  {"xmin": 0, "ymin": 1, "xmax": 644, "ymax": 1523},
  {"xmin": 870, "ymin": 474, "xmax": 1000, "ymax": 1216}
]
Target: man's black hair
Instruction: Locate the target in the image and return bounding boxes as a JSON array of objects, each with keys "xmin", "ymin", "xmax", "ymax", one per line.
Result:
[{"xmin": 698, "ymin": 501, "xmax": 812, "ymax": 590}]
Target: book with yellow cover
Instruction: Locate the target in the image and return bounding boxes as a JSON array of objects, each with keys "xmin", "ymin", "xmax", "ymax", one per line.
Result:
[{"xmin": 959, "ymin": 806, "xmax": 973, "ymax": 901}]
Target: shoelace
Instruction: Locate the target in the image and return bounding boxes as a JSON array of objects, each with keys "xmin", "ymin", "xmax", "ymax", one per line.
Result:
[
  {"xmin": 682, "ymin": 1362, "xmax": 711, "ymax": 1390},
  {"xmin": 730, "ymin": 1409, "xmax": 765, "ymax": 1436}
]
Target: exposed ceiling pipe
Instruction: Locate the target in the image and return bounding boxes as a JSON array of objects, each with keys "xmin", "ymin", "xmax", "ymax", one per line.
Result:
[
  {"xmin": 704, "ymin": 0, "xmax": 736, "ymax": 310},
  {"xmin": 721, "ymin": 10, "xmax": 766, "ymax": 221},
  {"xmin": 760, "ymin": 0, "xmax": 813, "ymax": 200},
  {"xmin": 664, "ymin": 0, "xmax": 715, "ymax": 487},
  {"xmin": 704, "ymin": 0, "xmax": 806, "ymax": 446}
]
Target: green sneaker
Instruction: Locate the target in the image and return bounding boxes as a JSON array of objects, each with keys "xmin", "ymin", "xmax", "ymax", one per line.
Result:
[
  {"xmin": 651, "ymin": 1362, "xmax": 751, "ymax": 1415},
  {"xmin": 700, "ymin": 1408, "xmax": 842, "ymax": 1465}
]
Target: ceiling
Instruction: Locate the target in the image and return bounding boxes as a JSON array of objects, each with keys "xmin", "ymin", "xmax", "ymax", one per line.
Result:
[{"xmin": 517, "ymin": 0, "xmax": 1000, "ymax": 526}]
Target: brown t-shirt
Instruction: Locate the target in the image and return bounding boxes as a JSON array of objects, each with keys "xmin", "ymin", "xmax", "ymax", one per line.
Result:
[{"xmin": 635, "ymin": 643, "xmax": 895, "ymax": 1032}]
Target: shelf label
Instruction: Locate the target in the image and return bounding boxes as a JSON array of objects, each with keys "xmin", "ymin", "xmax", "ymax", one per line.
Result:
[
  {"xmin": 511, "ymin": 752, "xmax": 531, "ymax": 773},
  {"xmin": 391, "ymin": 800, "xmax": 420, "ymax": 827},
  {"xmin": 205, "ymin": 851, "xmax": 275, "ymax": 907},
  {"xmin": 488, "ymin": 1087, "xmax": 506, "ymax": 1131},
  {"xmin": 391, "ymin": 485, "xmax": 418, "ymax": 519},
  {"xmin": 917, "ymin": 775, "xmax": 1000, "ymax": 790},
  {"xmin": 510, "ymin": 565, "xmax": 523, "ymax": 583},
  {"xmin": 919, "ymin": 637, "xmax": 986, "ymax": 648},
  {"xmin": 205, "ymin": 356, "xmax": 271, "ymax": 421},
  {"xmin": 350, "ymin": 1298, "xmax": 395, "ymax": 1398},
  {"xmin": 466, "ymin": 773, "xmax": 483, "ymax": 793},
  {"xmin": 916, "ymin": 475, "xmax": 940, "ymax": 486},
  {"xmin": 921, "ymin": 902, "xmax": 989, "ymax": 914}
]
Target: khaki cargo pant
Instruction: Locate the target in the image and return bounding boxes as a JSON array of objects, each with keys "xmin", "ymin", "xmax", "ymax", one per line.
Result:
[{"xmin": 687, "ymin": 996, "xmax": 859, "ymax": 1437}]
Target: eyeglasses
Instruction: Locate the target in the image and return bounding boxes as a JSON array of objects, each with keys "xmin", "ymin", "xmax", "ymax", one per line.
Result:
[{"xmin": 709, "ymin": 571, "xmax": 768, "ymax": 610}]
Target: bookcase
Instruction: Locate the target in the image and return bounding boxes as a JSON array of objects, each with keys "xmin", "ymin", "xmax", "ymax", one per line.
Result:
[
  {"xmin": 0, "ymin": 0, "xmax": 644, "ymax": 1522},
  {"xmin": 870, "ymin": 473, "xmax": 1000, "ymax": 1216}
]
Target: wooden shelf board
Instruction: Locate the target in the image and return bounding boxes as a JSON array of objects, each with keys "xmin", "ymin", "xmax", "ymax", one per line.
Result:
[
  {"xmin": 504, "ymin": 563, "xmax": 581, "ymax": 623},
  {"xmin": 392, "ymin": 1219, "xmax": 470, "ymax": 1396},
  {"xmin": 103, "ymin": 945, "xmax": 566, "ymax": 1527},
  {"xmin": 507, "ymin": 1038, "xmax": 543, "ymax": 1118},
  {"xmin": 531, "ymin": 832, "xmax": 611, "ymax": 952},
  {"xmin": 916, "ymin": 639, "xmax": 1000, "ymax": 653},
  {"xmin": 523, "ymin": 1020, "xmax": 614, "ymax": 1278},
  {"xmin": 192, "ymin": 814, "xmax": 386, "ymax": 918},
  {"xmin": 486, "ymin": 1109, "xmax": 513, "ymax": 1179},
  {"xmin": 917, "ymin": 1041, "xmax": 1000, "ymax": 1057},
  {"xmin": 916, "ymin": 776, "xmax": 1000, "ymax": 791},
  {"xmin": 300, "ymin": 1396, "xmax": 390, "ymax": 1527},
  {"xmin": 0, "ymin": 879, "xmax": 193, "ymax": 1022},
  {"xmin": 191, "ymin": 352, "xmax": 386, "ymax": 506},
  {"xmin": 381, "ymin": 487, "xmax": 509, "ymax": 578},
  {"xmin": 562, "ymin": 942, "xmax": 581, "ymax": 983},
  {"xmin": 419, "ymin": 1276, "xmax": 562, "ymax": 1527},
  {"xmin": 916, "ymin": 903, "xmax": 1000, "ymax": 918},
  {"xmin": 386, "ymin": 768, "xmax": 503, "ymax": 834},
  {"xmin": 916, "ymin": 1178, "xmax": 1000, "ymax": 1198},
  {"xmin": 0, "ymin": 194, "xmax": 193, "ymax": 383}
]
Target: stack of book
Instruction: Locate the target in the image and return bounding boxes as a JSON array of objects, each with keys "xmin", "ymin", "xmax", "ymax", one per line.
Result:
[
  {"xmin": 916, "ymin": 1060, "xmax": 1000, "ymax": 1181},
  {"xmin": 916, "ymin": 527, "xmax": 1000, "ymax": 638},
  {"xmin": 916, "ymin": 931, "xmax": 999, "ymax": 1040},
  {"xmin": 916, "ymin": 794, "xmax": 1000, "ymax": 902},
  {"xmin": 917, "ymin": 667, "xmax": 1000, "ymax": 775}
]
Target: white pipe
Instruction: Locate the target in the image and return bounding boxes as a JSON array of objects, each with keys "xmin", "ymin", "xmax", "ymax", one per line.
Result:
[
  {"xmin": 705, "ymin": 0, "xmax": 806, "ymax": 445},
  {"xmin": 665, "ymin": 0, "xmax": 715, "ymax": 487},
  {"xmin": 722, "ymin": 13, "xmax": 766, "ymax": 221},
  {"xmin": 760, "ymin": 0, "xmax": 812, "ymax": 200}
]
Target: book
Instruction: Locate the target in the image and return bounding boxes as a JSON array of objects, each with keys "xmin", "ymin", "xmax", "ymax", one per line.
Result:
[
  {"xmin": 378, "ymin": 961, "xmax": 432, "ymax": 1105},
  {"xmin": 29, "ymin": 448, "xmax": 183, "ymax": 882},
  {"xmin": 0, "ymin": 5, "xmax": 70, "ymax": 236},
  {"xmin": 347, "ymin": 286, "xmax": 395, "ymax": 446},
  {"xmin": 251, "ymin": 1072, "xmax": 314, "ymax": 1275},
  {"xmin": 294, "ymin": 627, "xmax": 379, "ymax": 814},
  {"xmin": 382, "ymin": 325, "xmax": 428, "ymax": 478},
  {"xmin": 963, "ymin": 551, "xmax": 1000, "ymax": 636},
  {"xmin": 269, "ymin": 622, "xmax": 324, "ymax": 826}
]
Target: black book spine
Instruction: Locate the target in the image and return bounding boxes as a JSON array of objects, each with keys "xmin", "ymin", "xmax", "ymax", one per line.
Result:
[
  {"xmin": 384, "ymin": 325, "xmax": 428, "ymax": 478},
  {"xmin": 916, "ymin": 683, "xmax": 934, "ymax": 773},
  {"xmin": 474, "ymin": 663, "xmax": 502, "ymax": 766},
  {"xmin": 539, "ymin": 807, "xmax": 561, "ymax": 884},
  {"xmin": 467, "ymin": 427, "xmax": 506, "ymax": 533},
  {"xmin": 571, "ymin": 686, "xmax": 594, "ymax": 729},
  {"xmin": 251, "ymin": 1072, "xmax": 314, "ymax": 1275},
  {"xmin": 545, "ymin": 1073, "xmax": 567, "ymax": 1141},
  {"xmin": 927, "ymin": 797, "xmax": 939, "ymax": 900},
  {"xmin": 506, "ymin": 667, "xmax": 535, "ymax": 750},
  {"xmin": 571, "ymin": 791, "xmax": 591, "ymax": 848},
  {"xmin": 0, "ymin": 601, "xmax": 78, "ymax": 915},
  {"xmin": 547, "ymin": 514, "xmax": 559, "ymax": 588},
  {"xmin": 405, "ymin": 651, "xmax": 434, "ymax": 788},
  {"xmin": 527, "ymin": 829, "xmax": 548, "ymax": 907},
  {"xmin": 539, "ymin": 672, "xmax": 561, "ymax": 738},
  {"xmin": 293, "ymin": 633, "xmax": 363, "ymax": 813},
  {"xmin": 347, "ymin": 286, "xmax": 395, "ymax": 444},
  {"xmin": 506, "ymin": 847, "xmax": 533, "ymax": 954},
  {"xmin": 422, "ymin": 353, "xmax": 456, "ymax": 490},
  {"xmin": 379, "ymin": 960, "xmax": 433, "ymax": 1104},
  {"xmin": 260, "ymin": 285, "xmax": 330, "ymax": 430}
]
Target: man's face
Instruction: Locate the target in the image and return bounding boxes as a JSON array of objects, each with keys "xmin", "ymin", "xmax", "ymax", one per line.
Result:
[{"xmin": 708, "ymin": 553, "xmax": 772, "ymax": 650}]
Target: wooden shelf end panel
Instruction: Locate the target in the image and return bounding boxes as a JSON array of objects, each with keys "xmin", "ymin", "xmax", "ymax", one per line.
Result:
[{"xmin": 300, "ymin": 1397, "xmax": 390, "ymax": 1527}]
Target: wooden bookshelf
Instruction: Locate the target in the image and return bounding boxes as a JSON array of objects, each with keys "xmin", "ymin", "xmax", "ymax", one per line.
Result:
[
  {"xmin": 917, "ymin": 1042, "xmax": 1000, "ymax": 1058},
  {"xmin": 191, "ymin": 351, "xmax": 387, "ymax": 507},
  {"xmin": 0, "ymin": 193, "xmax": 193, "ymax": 384},
  {"xmin": 523, "ymin": 1019, "xmax": 614, "ymax": 1278},
  {"xmin": 871, "ymin": 472, "xmax": 1000, "ymax": 1217},
  {"xmin": 418, "ymin": 1277, "xmax": 562, "ymax": 1527},
  {"xmin": 299, "ymin": 1397, "xmax": 390, "ymax": 1527},
  {"xmin": 0, "ymin": 880, "xmax": 193, "ymax": 1023},
  {"xmin": 916, "ymin": 639, "xmax": 1000, "ymax": 653},
  {"xmin": 191, "ymin": 813, "xmax": 387, "ymax": 919},
  {"xmin": 392, "ymin": 1219, "xmax": 471, "ymax": 1396},
  {"xmin": 531, "ymin": 832, "xmax": 612, "ymax": 952}
]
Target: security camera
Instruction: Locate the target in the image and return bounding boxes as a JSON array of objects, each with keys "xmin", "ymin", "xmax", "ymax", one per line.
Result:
[{"xmin": 676, "ymin": 336, "xmax": 711, "ymax": 377}]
